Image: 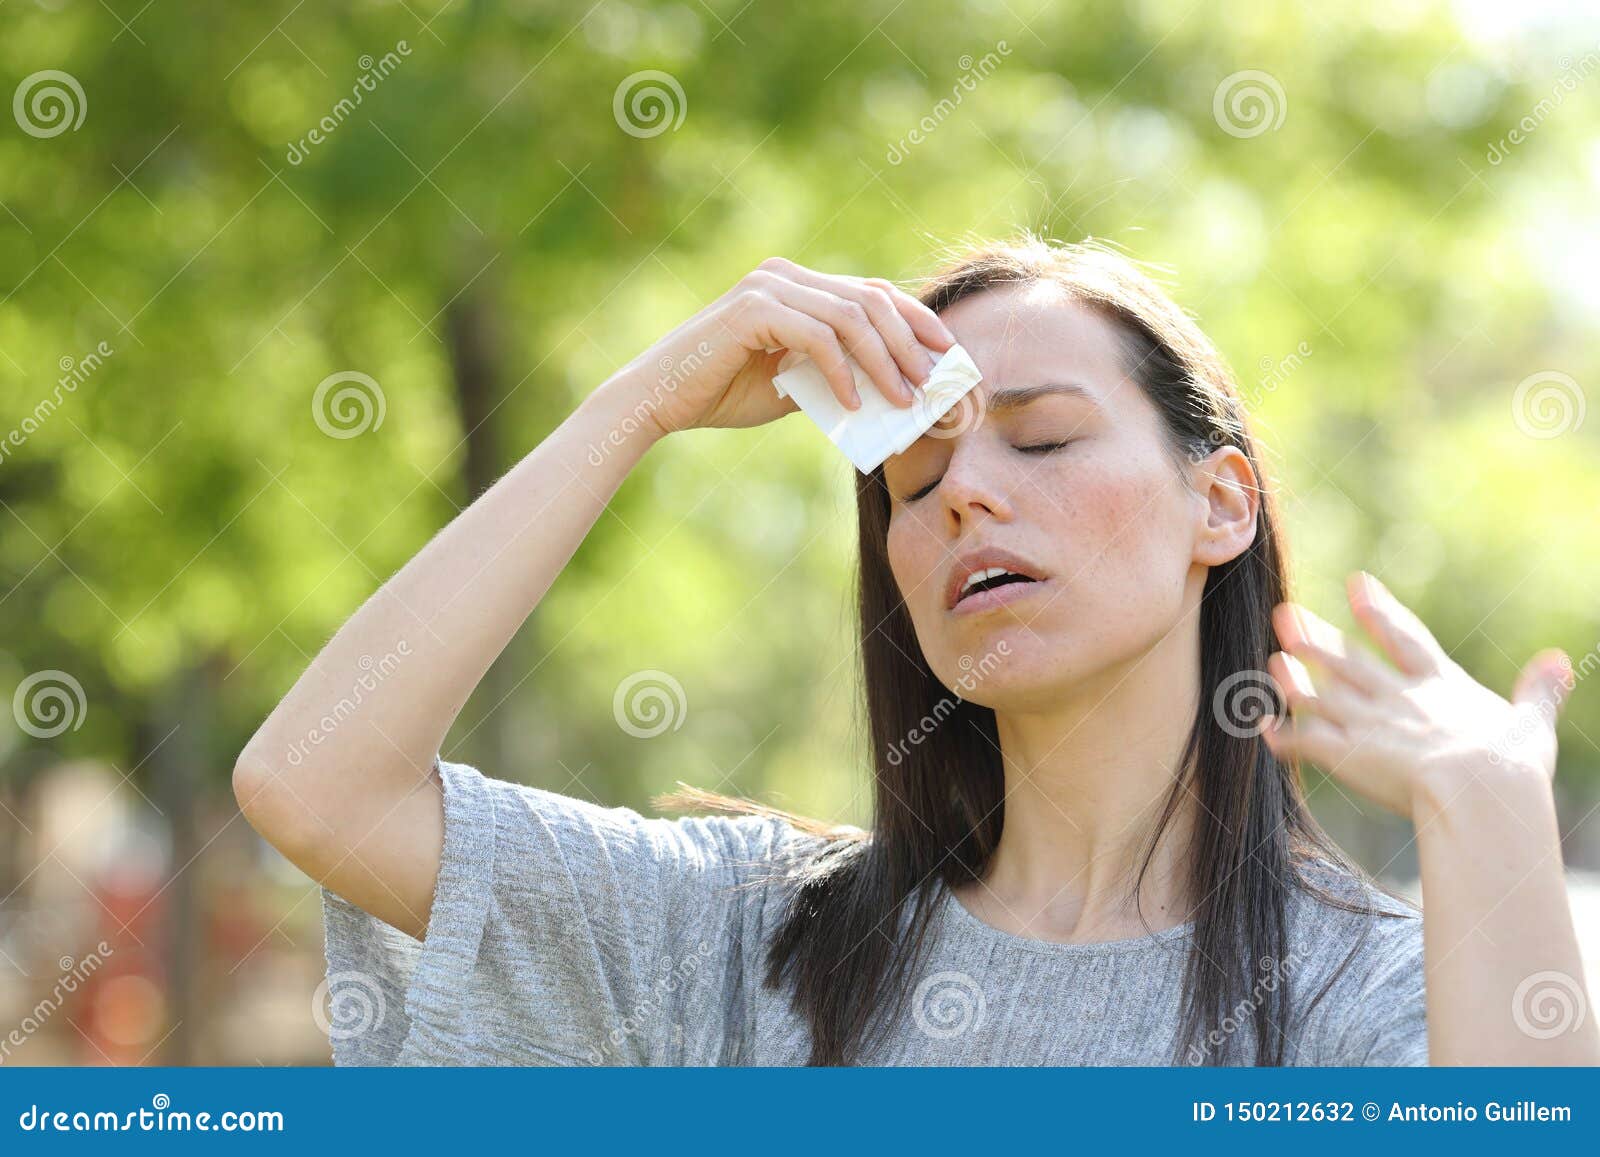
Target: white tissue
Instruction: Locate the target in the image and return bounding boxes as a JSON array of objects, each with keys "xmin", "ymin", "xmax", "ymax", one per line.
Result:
[{"xmin": 771, "ymin": 342, "xmax": 983, "ymax": 473}]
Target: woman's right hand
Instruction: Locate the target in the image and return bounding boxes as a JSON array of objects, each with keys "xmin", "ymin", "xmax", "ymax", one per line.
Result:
[{"xmin": 610, "ymin": 257, "xmax": 958, "ymax": 438}]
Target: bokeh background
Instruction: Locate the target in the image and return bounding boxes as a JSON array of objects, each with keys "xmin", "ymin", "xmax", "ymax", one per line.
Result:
[{"xmin": 2, "ymin": 0, "xmax": 1599, "ymax": 1064}]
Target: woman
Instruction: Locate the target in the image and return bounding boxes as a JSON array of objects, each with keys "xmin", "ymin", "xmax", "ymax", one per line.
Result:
[{"xmin": 235, "ymin": 235, "xmax": 1596, "ymax": 1066}]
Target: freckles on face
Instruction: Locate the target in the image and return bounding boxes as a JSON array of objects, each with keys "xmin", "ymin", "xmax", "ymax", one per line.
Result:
[{"xmin": 881, "ymin": 284, "xmax": 1201, "ymax": 707}]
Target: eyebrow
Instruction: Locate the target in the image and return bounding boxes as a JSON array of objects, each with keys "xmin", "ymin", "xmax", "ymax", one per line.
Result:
[{"xmin": 984, "ymin": 382, "xmax": 1100, "ymax": 414}]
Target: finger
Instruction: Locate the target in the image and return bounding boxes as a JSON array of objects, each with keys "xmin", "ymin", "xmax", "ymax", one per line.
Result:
[
  {"xmin": 753, "ymin": 300, "xmax": 860, "ymax": 410},
  {"xmin": 1271, "ymin": 602, "xmax": 1399, "ymax": 697},
  {"xmin": 770, "ymin": 279, "xmax": 917, "ymax": 407},
  {"xmin": 800, "ymin": 273, "xmax": 936, "ymax": 390},
  {"xmin": 755, "ymin": 259, "xmax": 927, "ymax": 401},
  {"xmin": 862, "ymin": 276, "xmax": 957, "ymax": 354},
  {"xmin": 1512, "ymin": 648, "xmax": 1576, "ymax": 717},
  {"xmin": 1267, "ymin": 649, "xmax": 1363, "ymax": 725},
  {"xmin": 1346, "ymin": 571, "xmax": 1443, "ymax": 678},
  {"xmin": 1261, "ymin": 710, "xmax": 1348, "ymax": 768}
]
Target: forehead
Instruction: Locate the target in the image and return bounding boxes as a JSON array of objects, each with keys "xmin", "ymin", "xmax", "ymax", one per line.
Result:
[{"xmin": 938, "ymin": 280, "xmax": 1132, "ymax": 400}]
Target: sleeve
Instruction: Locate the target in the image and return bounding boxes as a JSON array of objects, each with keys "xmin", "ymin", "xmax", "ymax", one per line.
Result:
[
  {"xmin": 319, "ymin": 758, "xmax": 810, "ymax": 1066},
  {"xmin": 1318, "ymin": 912, "xmax": 1430, "ymax": 1066}
]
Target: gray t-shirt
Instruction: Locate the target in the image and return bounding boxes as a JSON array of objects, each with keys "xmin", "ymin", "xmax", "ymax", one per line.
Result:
[{"xmin": 319, "ymin": 759, "xmax": 1428, "ymax": 1065}]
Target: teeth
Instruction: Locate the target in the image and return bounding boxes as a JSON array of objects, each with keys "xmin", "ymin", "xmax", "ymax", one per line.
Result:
[{"xmin": 960, "ymin": 566, "xmax": 1015, "ymax": 595}]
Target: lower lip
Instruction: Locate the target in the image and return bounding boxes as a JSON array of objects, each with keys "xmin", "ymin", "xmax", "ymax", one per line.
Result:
[{"xmin": 950, "ymin": 579, "xmax": 1046, "ymax": 616}]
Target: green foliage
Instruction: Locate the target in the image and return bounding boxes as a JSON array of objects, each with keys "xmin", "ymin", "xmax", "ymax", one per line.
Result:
[{"xmin": 2, "ymin": 1, "xmax": 1597, "ymax": 824}]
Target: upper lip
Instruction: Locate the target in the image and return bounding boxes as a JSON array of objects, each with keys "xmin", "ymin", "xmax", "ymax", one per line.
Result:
[{"xmin": 944, "ymin": 547, "xmax": 1047, "ymax": 610}]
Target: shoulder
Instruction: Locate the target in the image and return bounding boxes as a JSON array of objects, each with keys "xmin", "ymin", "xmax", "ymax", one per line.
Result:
[
  {"xmin": 1284, "ymin": 857, "xmax": 1427, "ymax": 1065},
  {"xmin": 437, "ymin": 758, "xmax": 839, "ymax": 899}
]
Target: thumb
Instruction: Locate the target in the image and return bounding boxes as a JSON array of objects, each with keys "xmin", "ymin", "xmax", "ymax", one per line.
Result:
[{"xmin": 1512, "ymin": 648, "xmax": 1576, "ymax": 720}]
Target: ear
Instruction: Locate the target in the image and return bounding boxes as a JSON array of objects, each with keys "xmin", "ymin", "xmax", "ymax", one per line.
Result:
[{"xmin": 1188, "ymin": 445, "xmax": 1259, "ymax": 567}]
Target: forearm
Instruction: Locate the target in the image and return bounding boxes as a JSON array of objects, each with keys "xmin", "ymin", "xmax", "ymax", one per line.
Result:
[
  {"xmin": 237, "ymin": 371, "xmax": 662, "ymax": 841},
  {"xmin": 1414, "ymin": 768, "xmax": 1599, "ymax": 1064}
]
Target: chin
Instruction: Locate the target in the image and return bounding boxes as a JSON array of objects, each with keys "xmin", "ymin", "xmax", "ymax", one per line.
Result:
[{"xmin": 925, "ymin": 630, "xmax": 1078, "ymax": 712}]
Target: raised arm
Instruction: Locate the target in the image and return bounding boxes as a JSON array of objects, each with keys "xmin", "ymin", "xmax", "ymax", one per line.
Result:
[
  {"xmin": 234, "ymin": 258, "xmax": 954, "ymax": 938},
  {"xmin": 1265, "ymin": 572, "xmax": 1599, "ymax": 1065}
]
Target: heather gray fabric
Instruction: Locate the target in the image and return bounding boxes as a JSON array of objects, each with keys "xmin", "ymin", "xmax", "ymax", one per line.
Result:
[{"xmin": 320, "ymin": 759, "xmax": 1428, "ymax": 1066}]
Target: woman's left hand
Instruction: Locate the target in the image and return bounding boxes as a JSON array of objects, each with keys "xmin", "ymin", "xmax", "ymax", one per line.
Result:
[{"xmin": 1261, "ymin": 571, "xmax": 1576, "ymax": 821}]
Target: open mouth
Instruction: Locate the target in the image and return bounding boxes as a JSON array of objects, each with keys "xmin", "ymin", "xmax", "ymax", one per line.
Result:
[{"xmin": 953, "ymin": 567, "xmax": 1040, "ymax": 609}]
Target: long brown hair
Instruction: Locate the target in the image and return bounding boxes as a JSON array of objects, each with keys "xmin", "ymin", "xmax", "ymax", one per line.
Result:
[{"xmin": 666, "ymin": 232, "xmax": 1398, "ymax": 1065}]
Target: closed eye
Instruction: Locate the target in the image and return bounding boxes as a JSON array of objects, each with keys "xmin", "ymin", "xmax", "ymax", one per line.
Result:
[{"xmin": 898, "ymin": 440, "xmax": 1073, "ymax": 502}]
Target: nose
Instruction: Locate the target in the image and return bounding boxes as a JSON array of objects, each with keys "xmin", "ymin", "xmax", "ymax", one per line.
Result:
[{"xmin": 936, "ymin": 438, "xmax": 1015, "ymax": 530}]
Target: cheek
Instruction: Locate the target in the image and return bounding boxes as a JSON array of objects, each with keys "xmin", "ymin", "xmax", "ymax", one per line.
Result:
[
  {"xmin": 885, "ymin": 508, "xmax": 938, "ymax": 599},
  {"xmin": 1051, "ymin": 455, "xmax": 1195, "ymax": 624}
]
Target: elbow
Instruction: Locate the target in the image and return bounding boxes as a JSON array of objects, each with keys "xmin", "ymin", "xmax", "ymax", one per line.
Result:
[
  {"xmin": 231, "ymin": 749, "xmax": 275, "ymax": 828},
  {"xmin": 232, "ymin": 743, "xmax": 316, "ymax": 863}
]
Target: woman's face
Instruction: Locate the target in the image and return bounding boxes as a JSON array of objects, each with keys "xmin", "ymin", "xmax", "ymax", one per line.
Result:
[{"xmin": 883, "ymin": 281, "xmax": 1233, "ymax": 713}]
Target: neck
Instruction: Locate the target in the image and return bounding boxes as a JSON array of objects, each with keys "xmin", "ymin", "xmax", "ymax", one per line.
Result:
[{"xmin": 957, "ymin": 614, "xmax": 1202, "ymax": 943}]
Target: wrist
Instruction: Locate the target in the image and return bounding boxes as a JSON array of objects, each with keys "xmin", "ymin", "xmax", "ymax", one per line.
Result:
[
  {"xmin": 1411, "ymin": 757, "xmax": 1557, "ymax": 836},
  {"xmin": 578, "ymin": 371, "xmax": 670, "ymax": 462}
]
